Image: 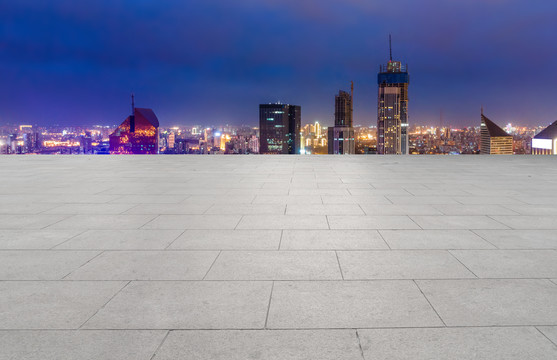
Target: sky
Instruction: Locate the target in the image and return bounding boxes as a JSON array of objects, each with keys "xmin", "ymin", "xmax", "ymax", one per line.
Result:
[{"xmin": 1, "ymin": 0, "xmax": 556, "ymax": 128}]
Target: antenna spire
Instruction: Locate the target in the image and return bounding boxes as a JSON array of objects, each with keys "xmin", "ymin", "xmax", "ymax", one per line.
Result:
[
  {"xmin": 131, "ymin": 93, "xmax": 135, "ymax": 115},
  {"xmin": 389, "ymin": 34, "xmax": 392, "ymax": 61}
]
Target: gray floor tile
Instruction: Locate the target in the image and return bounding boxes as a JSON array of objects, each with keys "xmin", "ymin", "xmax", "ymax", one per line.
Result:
[
  {"xmin": 142, "ymin": 215, "xmax": 241, "ymax": 229},
  {"xmin": 337, "ymin": 250, "xmax": 475, "ymax": 279},
  {"xmin": 358, "ymin": 327, "xmax": 557, "ymax": 360},
  {"xmin": 360, "ymin": 204, "xmax": 443, "ymax": 215},
  {"xmin": 55, "ymin": 229, "xmax": 183, "ymax": 250},
  {"xmin": 328, "ymin": 216, "xmax": 419, "ymax": 230},
  {"xmin": 205, "ymin": 204, "xmax": 286, "ymax": 215},
  {"xmin": 285, "ymin": 204, "xmax": 364, "ymax": 215},
  {"xmin": 0, "ymin": 281, "xmax": 127, "ymax": 329},
  {"xmin": 473, "ymin": 230, "xmax": 557, "ymax": 249},
  {"xmin": 281, "ymin": 230, "xmax": 388, "ymax": 250},
  {"xmin": 0, "ymin": 330, "xmax": 167, "ymax": 360},
  {"xmin": 169, "ymin": 230, "xmax": 281, "ymax": 250},
  {"xmin": 47, "ymin": 215, "xmax": 156, "ymax": 230},
  {"xmin": 237, "ymin": 215, "xmax": 329, "ymax": 229},
  {"xmin": 267, "ymin": 281, "xmax": 443, "ymax": 328},
  {"xmin": 43, "ymin": 204, "xmax": 136, "ymax": 215},
  {"xmin": 0, "ymin": 250, "xmax": 99, "ymax": 280},
  {"xmin": 380, "ymin": 230, "xmax": 494, "ymax": 249},
  {"xmin": 154, "ymin": 330, "xmax": 363, "ymax": 360},
  {"xmin": 124, "ymin": 203, "xmax": 211, "ymax": 215},
  {"xmin": 66, "ymin": 251, "xmax": 219, "ymax": 280},
  {"xmin": 410, "ymin": 216, "xmax": 509, "ymax": 229},
  {"xmin": 205, "ymin": 251, "xmax": 341, "ymax": 280},
  {"xmin": 450, "ymin": 250, "xmax": 557, "ymax": 278},
  {"xmin": 490, "ymin": 216, "xmax": 557, "ymax": 229},
  {"xmin": 416, "ymin": 279, "xmax": 557, "ymax": 326},
  {"xmin": 433, "ymin": 204, "xmax": 519, "ymax": 215},
  {"xmin": 0, "ymin": 215, "xmax": 69, "ymax": 230},
  {"xmin": 0, "ymin": 230, "xmax": 82, "ymax": 249},
  {"xmin": 84, "ymin": 281, "xmax": 272, "ymax": 329}
]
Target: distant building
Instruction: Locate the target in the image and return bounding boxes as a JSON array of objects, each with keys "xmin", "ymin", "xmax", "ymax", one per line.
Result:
[
  {"xmin": 480, "ymin": 112, "xmax": 513, "ymax": 154},
  {"xmin": 532, "ymin": 120, "xmax": 557, "ymax": 155},
  {"xmin": 328, "ymin": 83, "xmax": 355, "ymax": 154},
  {"xmin": 109, "ymin": 96, "xmax": 159, "ymax": 154},
  {"xmin": 377, "ymin": 36, "xmax": 409, "ymax": 155},
  {"xmin": 259, "ymin": 103, "xmax": 301, "ymax": 154}
]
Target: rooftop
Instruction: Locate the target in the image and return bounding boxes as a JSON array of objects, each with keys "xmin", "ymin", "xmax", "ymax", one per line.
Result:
[{"xmin": 1, "ymin": 155, "xmax": 557, "ymax": 359}]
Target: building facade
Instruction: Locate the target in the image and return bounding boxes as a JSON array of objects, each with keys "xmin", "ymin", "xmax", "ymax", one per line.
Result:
[
  {"xmin": 109, "ymin": 106, "xmax": 159, "ymax": 154},
  {"xmin": 377, "ymin": 47, "xmax": 409, "ymax": 154},
  {"xmin": 480, "ymin": 113, "xmax": 513, "ymax": 155},
  {"xmin": 532, "ymin": 120, "xmax": 557, "ymax": 155},
  {"xmin": 328, "ymin": 84, "xmax": 355, "ymax": 154},
  {"xmin": 259, "ymin": 103, "xmax": 301, "ymax": 154}
]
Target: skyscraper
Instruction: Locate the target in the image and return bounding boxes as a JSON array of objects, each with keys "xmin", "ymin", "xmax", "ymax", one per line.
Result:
[
  {"xmin": 532, "ymin": 120, "xmax": 557, "ymax": 155},
  {"xmin": 328, "ymin": 83, "xmax": 355, "ymax": 154},
  {"xmin": 480, "ymin": 111, "xmax": 513, "ymax": 155},
  {"xmin": 109, "ymin": 96, "xmax": 159, "ymax": 154},
  {"xmin": 377, "ymin": 36, "xmax": 409, "ymax": 154},
  {"xmin": 259, "ymin": 103, "xmax": 301, "ymax": 154}
]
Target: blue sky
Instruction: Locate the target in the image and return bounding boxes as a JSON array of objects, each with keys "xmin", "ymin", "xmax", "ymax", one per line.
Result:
[{"xmin": 1, "ymin": 0, "xmax": 556, "ymax": 127}]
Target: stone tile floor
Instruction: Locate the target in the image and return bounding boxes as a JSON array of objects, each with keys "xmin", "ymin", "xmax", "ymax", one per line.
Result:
[{"xmin": 0, "ymin": 155, "xmax": 557, "ymax": 359}]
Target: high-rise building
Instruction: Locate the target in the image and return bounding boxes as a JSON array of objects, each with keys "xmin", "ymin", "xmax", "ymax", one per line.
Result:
[
  {"xmin": 328, "ymin": 83, "xmax": 355, "ymax": 154},
  {"xmin": 480, "ymin": 111, "xmax": 513, "ymax": 154},
  {"xmin": 259, "ymin": 103, "xmax": 301, "ymax": 154},
  {"xmin": 377, "ymin": 36, "xmax": 409, "ymax": 154},
  {"xmin": 532, "ymin": 120, "xmax": 557, "ymax": 155},
  {"xmin": 109, "ymin": 96, "xmax": 159, "ymax": 154}
]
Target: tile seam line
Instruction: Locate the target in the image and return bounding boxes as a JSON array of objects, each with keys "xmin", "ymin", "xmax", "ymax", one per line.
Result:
[
  {"xmin": 264, "ymin": 281, "xmax": 275, "ymax": 329},
  {"xmin": 446, "ymin": 250, "xmax": 479, "ymax": 278},
  {"xmin": 412, "ymin": 279, "xmax": 447, "ymax": 327},
  {"xmin": 534, "ymin": 326, "xmax": 557, "ymax": 347},
  {"xmin": 61, "ymin": 250, "xmax": 105, "ymax": 279},
  {"xmin": 50, "ymin": 229, "xmax": 88, "ymax": 249},
  {"xmin": 77, "ymin": 280, "xmax": 131, "ymax": 329},
  {"xmin": 149, "ymin": 329, "xmax": 171, "ymax": 360},
  {"xmin": 201, "ymin": 251, "xmax": 222, "ymax": 280},
  {"xmin": 469, "ymin": 229, "xmax": 499, "ymax": 249},
  {"xmin": 334, "ymin": 250, "xmax": 345, "ymax": 280},
  {"xmin": 355, "ymin": 329, "xmax": 368, "ymax": 360},
  {"xmin": 164, "ymin": 229, "xmax": 188, "ymax": 250},
  {"xmin": 40, "ymin": 214, "xmax": 76, "ymax": 230}
]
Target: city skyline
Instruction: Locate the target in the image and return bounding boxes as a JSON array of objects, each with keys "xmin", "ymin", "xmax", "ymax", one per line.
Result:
[{"xmin": 1, "ymin": 1, "xmax": 556, "ymax": 128}]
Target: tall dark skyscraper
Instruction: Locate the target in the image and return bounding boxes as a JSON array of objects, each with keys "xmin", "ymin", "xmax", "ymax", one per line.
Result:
[
  {"xmin": 377, "ymin": 36, "xmax": 409, "ymax": 155},
  {"xmin": 328, "ymin": 82, "xmax": 355, "ymax": 154},
  {"xmin": 259, "ymin": 103, "xmax": 301, "ymax": 154},
  {"xmin": 109, "ymin": 96, "xmax": 159, "ymax": 154},
  {"xmin": 480, "ymin": 111, "xmax": 513, "ymax": 155}
]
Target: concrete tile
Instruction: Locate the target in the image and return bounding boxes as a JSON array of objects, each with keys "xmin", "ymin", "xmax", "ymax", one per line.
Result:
[
  {"xmin": 154, "ymin": 330, "xmax": 363, "ymax": 360},
  {"xmin": 67, "ymin": 251, "xmax": 218, "ymax": 280},
  {"xmin": 337, "ymin": 251, "xmax": 475, "ymax": 279},
  {"xmin": 380, "ymin": 230, "xmax": 494, "ymax": 249},
  {"xmin": 537, "ymin": 326, "xmax": 557, "ymax": 346},
  {"xmin": 84, "ymin": 281, "xmax": 271, "ymax": 329},
  {"xmin": 124, "ymin": 203, "xmax": 211, "ymax": 215},
  {"xmin": 450, "ymin": 250, "xmax": 557, "ymax": 278},
  {"xmin": 321, "ymin": 195, "xmax": 391, "ymax": 204},
  {"xmin": 433, "ymin": 204, "xmax": 519, "ymax": 215},
  {"xmin": 0, "ymin": 230, "xmax": 82, "ymax": 249},
  {"xmin": 205, "ymin": 251, "xmax": 342, "ymax": 280},
  {"xmin": 0, "ymin": 203, "xmax": 59, "ymax": 215},
  {"xmin": 0, "ymin": 215, "xmax": 69, "ymax": 230},
  {"xmin": 452, "ymin": 196, "xmax": 525, "ymax": 205},
  {"xmin": 205, "ymin": 204, "xmax": 286, "ymax": 215},
  {"xmin": 142, "ymin": 215, "xmax": 241, "ymax": 229},
  {"xmin": 0, "ymin": 330, "xmax": 167, "ymax": 360},
  {"xmin": 267, "ymin": 281, "xmax": 443, "ymax": 328},
  {"xmin": 358, "ymin": 327, "xmax": 557, "ymax": 360},
  {"xmin": 501, "ymin": 204, "xmax": 557, "ymax": 215},
  {"xmin": 386, "ymin": 196, "xmax": 459, "ymax": 205},
  {"xmin": 184, "ymin": 195, "xmax": 256, "ymax": 204},
  {"xmin": 55, "ymin": 229, "xmax": 182, "ymax": 250},
  {"xmin": 490, "ymin": 216, "xmax": 557, "ymax": 229},
  {"xmin": 360, "ymin": 204, "xmax": 443, "ymax": 215},
  {"xmin": 281, "ymin": 230, "xmax": 388, "ymax": 250},
  {"xmin": 169, "ymin": 230, "xmax": 281, "ymax": 250},
  {"xmin": 237, "ymin": 215, "xmax": 329, "ymax": 229},
  {"xmin": 328, "ymin": 216, "xmax": 419, "ymax": 230},
  {"xmin": 0, "ymin": 250, "xmax": 99, "ymax": 280},
  {"xmin": 285, "ymin": 204, "xmax": 364, "ymax": 215},
  {"xmin": 43, "ymin": 203, "xmax": 136, "ymax": 215},
  {"xmin": 47, "ymin": 215, "xmax": 156, "ymax": 230},
  {"xmin": 0, "ymin": 281, "xmax": 127, "ymax": 329},
  {"xmin": 473, "ymin": 230, "xmax": 557, "ymax": 249},
  {"xmin": 252, "ymin": 195, "xmax": 323, "ymax": 204},
  {"xmin": 410, "ymin": 216, "xmax": 509, "ymax": 229},
  {"xmin": 416, "ymin": 279, "xmax": 557, "ymax": 326},
  {"xmin": 111, "ymin": 195, "xmax": 188, "ymax": 204}
]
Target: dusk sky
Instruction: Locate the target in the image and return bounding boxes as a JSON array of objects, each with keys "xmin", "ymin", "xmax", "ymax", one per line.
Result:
[{"xmin": 1, "ymin": 0, "xmax": 556, "ymax": 128}]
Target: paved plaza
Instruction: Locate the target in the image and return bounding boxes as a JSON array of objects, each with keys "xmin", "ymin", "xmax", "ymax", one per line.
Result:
[{"xmin": 1, "ymin": 155, "xmax": 557, "ymax": 359}]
